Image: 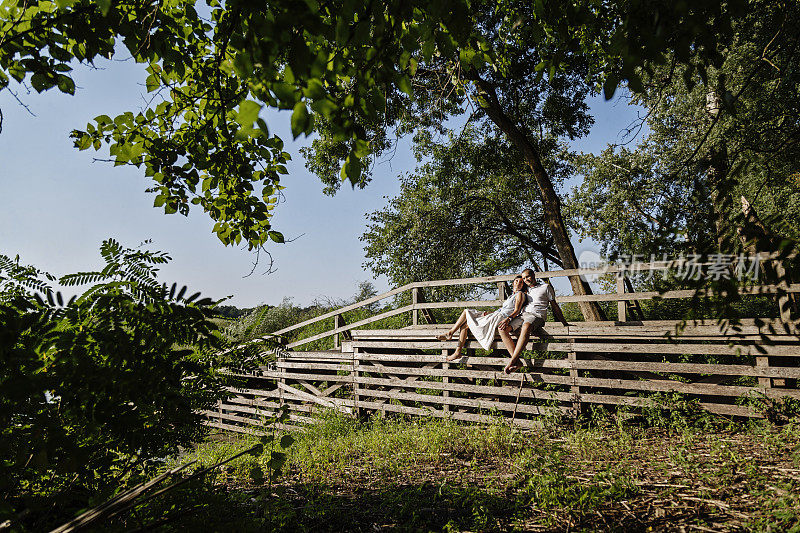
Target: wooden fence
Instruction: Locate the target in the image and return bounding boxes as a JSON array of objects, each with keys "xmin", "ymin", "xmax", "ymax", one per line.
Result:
[{"xmin": 203, "ymin": 258, "xmax": 800, "ymax": 433}]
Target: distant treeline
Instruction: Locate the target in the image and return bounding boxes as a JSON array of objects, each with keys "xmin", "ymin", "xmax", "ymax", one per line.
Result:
[{"xmin": 214, "ymin": 305, "xmax": 258, "ymax": 319}]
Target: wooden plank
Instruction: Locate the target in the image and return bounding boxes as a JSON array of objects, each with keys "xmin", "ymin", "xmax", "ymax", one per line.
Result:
[
  {"xmin": 333, "ymin": 314, "xmax": 342, "ymax": 349},
  {"xmin": 202, "ymin": 407, "xmax": 314, "ymax": 425},
  {"xmin": 287, "ymin": 305, "xmax": 413, "ymax": 348},
  {"xmin": 223, "ymin": 386, "xmax": 281, "ymax": 398},
  {"xmin": 298, "ymin": 380, "xmax": 324, "ymax": 397},
  {"xmin": 353, "ymin": 347, "xmax": 361, "ymax": 418},
  {"xmin": 216, "ymin": 402, "xmax": 314, "ymax": 421},
  {"xmin": 498, "ymin": 281, "xmax": 509, "ymax": 301},
  {"xmin": 756, "ymin": 356, "xmax": 771, "ymax": 388},
  {"xmin": 624, "ymin": 276, "xmax": 645, "ymax": 320},
  {"xmin": 415, "ymin": 300, "xmax": 502, "ymax": 309},
  {"xmin": 282, "ymin": 351, "xmax": 354, "ymax": 360},
  {"xmin": 355, "ymin": 362, "xmax": 568, "ymax": 378},
  {"xmin": 358, "ymin": 388, "xmax": 566, "ymax": 416},
  {"xmin": 319, "ymin": 383, "xmax": 346, "ymax": 397},
  {"xmin": 225, "ymin": 395, "xmax": 281, "ymax": 409},
  {"xmin": 276, "ymin": 382, "xmax": 353, "ymax": 414},
  {"xmin": 574, "ymin": 394, "xmax": 759, "ymax": 418},
  {"xmin": 411, "ymin": 287, "xmax": 419, "ymax": 326},
  {"xmin": 353, "ymin": 366, "xmax": 800, "ymax": 400},
  {"xmin": 414, "ymin": 288, "xmax": 437, "ymax": 324},
  {"xmin": 568, "ymin": 344, "xmax": 580, "ymax": 412},
  {"xmin": 617, "ymin": 276, "xmax": 627, "ymax": 322},
  {"xmin": 568, "ymin": 359, "xmax": 800, "ymax": 379},
  {"xmin": 355, "ymin": 358, "xmax": 800, "ymax": 385},
  {"xmin": 276, "ymin": 361, "xmax": 355, "ymax": 371},
  {"xmin": 567, "ymin": 376, "xmax": 800, "ymax": 399},
  {"xmin": 272, "ymin": 282, "xmax": 414, "ymax": 335},
  {"xmin": 442, "ymin": 354, "xmax": 450, "ymax": 414},
  {"xmin": 352, "ymin": 340, "xmax": 800, "ymax": 357},
  {"xmin": 275, "ymin": 371, "xmax": 356, "ymax": 383},
  {"xmin": 356, "ymin": 353, "xmax": 510, "ymax": 365},
  {"xmin": 203, "ymin": 420, "xmax": 268, "ymax": 436},
  {"xmin": 354, "ymin": 375, "xmax": 571, "ymax": 401},
  {"xmin": 354, "ymin": 318, "xmax": 792, "ymax": 331},
  {"xmin": 202, "ymin": 411, "xmax": 306, "ymax": 432},
  {"xmin": 225, "ymin": 396, "xmax": 321, "ymax": 416},
  {"xmin": 354, "ymin": 399, "xmax": 543, "ymax": 429},
  {"xmin": 556, "ymin": 284, "xmax": 800, "ymax": 304}
]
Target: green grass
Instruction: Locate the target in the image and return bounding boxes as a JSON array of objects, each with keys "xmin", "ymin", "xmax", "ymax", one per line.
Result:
[{"xmin": 113, "ymin": 412, "xmax": 800, "ymax": 532}]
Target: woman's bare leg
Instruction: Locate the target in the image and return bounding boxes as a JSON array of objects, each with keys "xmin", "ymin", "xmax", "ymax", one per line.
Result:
[
  {"xmin": 447, "ymin": 323, "xmax": 470, "ymax": 361},
  {"xmin": 498, "ymin": 325, "xmax": 517, "ymax": 356},
  {"xmin": 438, "ymin": 309, "xmax": 469, "ymax": 341}
]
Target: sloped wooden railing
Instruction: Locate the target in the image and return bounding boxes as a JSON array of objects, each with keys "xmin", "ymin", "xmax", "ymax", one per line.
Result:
[{"xmin": 267, "ymin": 257, "xmax": 800, "ymax": 349}]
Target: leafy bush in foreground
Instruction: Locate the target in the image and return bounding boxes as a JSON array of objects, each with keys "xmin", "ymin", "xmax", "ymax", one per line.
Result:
[{"xmin": 0, "ymin": 239, "xmax": 225, "ymax": 530}]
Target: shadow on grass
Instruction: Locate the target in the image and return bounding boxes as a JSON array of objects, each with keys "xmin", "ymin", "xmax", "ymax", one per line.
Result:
[{"xmin": 117, "ymin": 479, "xmax": 657, "ymax": 532}]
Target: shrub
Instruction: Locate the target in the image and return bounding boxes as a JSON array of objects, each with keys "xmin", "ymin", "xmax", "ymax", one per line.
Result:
[{"xmin": 0, "ymin": 240, "xmax": 225, "ymax": 529}]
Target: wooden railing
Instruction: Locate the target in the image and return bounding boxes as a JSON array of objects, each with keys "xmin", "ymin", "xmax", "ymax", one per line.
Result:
[
  {"xmin": 268, "ymin": 257, "xmax": 800, "ymax": 349},
  {"xmin": 201, "ymin": 257, "xmax": 800, "ymax": 433},
  {"xmin": 204, "ymin": 318, "xmax": 800, "ymax": 433}
]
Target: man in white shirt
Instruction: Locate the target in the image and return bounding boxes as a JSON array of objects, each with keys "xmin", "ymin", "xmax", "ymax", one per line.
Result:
[{"xmin": 498, "ymin": 268, "xmax": 569, "ymax": 374}]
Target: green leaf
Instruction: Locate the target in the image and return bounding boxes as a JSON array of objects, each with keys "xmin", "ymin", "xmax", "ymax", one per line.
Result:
[
  {"xmin": 397, "ymin": 75, "xmax": 412, "ymax": 96},
  {"xmin": 268, "ymin": 231, "xmax": 285, "ymax": 243},
  {"xmin": 145, "ymin": 74, "xmax": 159, "ymax": 92},
  {"xmin": 75, "ymin": 134, "xmax": 92, "ymax": 150},
  {"xmin": 30, "ymin": 73, "xmax": 54, "ymax": 92},
  {"xmin": 56, "ymin": 75, "xmax": 75, "ymax": 95},
  {"xmin": 236, "ymin": 100, "xmax": 261, "ymax": 128},
  {"xmin": 95, "ymin": 0, "xmax": 112, "ymax": 16},
  {"xmin": 290, "ymin": 102, "xmax": 311, "ymax": 138},
  {"xmin": 280, "ymin": 435, "xmax": 295, "ymax": 448}
]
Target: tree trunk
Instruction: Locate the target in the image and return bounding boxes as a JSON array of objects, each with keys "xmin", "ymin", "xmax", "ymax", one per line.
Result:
[
  {"xmin": 705, "ymin": 90, "xmax": 731, "ymax": 251},
  {"xmin": 472, "ymin": 76, "xmax": 606, "ymax": 321}
]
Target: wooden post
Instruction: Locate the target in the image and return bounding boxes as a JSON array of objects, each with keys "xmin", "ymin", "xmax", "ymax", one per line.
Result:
[
  {"xmin": 412, "ymin": 287, "xmax": 419, "ymax": 326},
  {"xmin": 497, "ymin": 281, "xmax": 508, "ymax": 301},
  {"xmin": 776, "ymin": 260, "xmax": 793, "ymax": 323},
  {"xmin": 334, "ymin": 314, "xmax": 343, "ymax": 349},
  {"xmin": 442, "ymin": 353, "xmax": 450, "ymax": 415},
  {"xmin": 277, "ymin": 349, "xmax": 285, "ymax": 411},
  {"xmin": 756, "ymin": 356, "xmax": 772, "ymax": 389},
  {"xmin": 352, "ymin": 347, "xmax": 361, "ymax": 419},
  {"xmin": 616, "ymin": 275, "xmax": 627, "ymax": 322},
  {"xmin": 624, "ymin": 276, "xmax": 645, "ymax": 321},
  {"xmin": 568, "ymin": 336, "xmax": 581, "ymax": 414}
]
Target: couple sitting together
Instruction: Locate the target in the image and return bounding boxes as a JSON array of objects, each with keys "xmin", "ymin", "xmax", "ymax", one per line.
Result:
[{"xmin": 437, "ymin": 268, "xmax": 568, "ymax": 374}]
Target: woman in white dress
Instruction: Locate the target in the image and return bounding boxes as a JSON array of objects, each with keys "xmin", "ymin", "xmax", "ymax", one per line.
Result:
[{"xmin": 437, "ymin": 276, "xmax": 529, "ymax": 361}]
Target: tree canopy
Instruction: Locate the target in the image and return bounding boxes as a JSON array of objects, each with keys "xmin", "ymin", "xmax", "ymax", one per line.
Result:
[
  {"xmin": 363, "ymin": 122, "xmax": 575, "ymax": 287},
  {"xmin": 569, "ymin": 0, "xmax": 800, "ymax": 262},
  {"xmin": 1, "ymin": 0, "xmax": 751, "ymax": 254}
]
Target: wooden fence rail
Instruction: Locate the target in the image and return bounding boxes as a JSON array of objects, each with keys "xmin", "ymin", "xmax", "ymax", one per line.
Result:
[
  {"xmin": 260, "ymin": 256, "xmax": 799, "ymax": 350},
  {"xmin": 203, "ymin": 318, "xmax": 800, "ymax": 433},
  {"xmin": 203, "ymin": 259, "xmax": 799, "ymax": 432}
]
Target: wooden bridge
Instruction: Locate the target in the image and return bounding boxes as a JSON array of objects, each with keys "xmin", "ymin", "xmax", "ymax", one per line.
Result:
[{"xmin": 203, "ymin": 260, "xmax": 800, "ymax": 433}]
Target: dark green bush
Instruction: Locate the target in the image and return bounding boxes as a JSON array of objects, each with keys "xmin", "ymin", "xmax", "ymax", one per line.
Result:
[{"xmin": 0, "ymin": 240, "xmax": 225, "ymax": 530}]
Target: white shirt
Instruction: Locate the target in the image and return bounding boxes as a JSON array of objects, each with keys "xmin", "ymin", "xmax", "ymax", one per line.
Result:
[{"xmin": 524, "ymin": 283, "xmax": 556, "ymax": 318}]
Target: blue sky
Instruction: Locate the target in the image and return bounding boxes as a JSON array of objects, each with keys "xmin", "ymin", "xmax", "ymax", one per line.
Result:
[{"xmin": 0, "ymin": 58, "xmax": 643, "ymax": 308}]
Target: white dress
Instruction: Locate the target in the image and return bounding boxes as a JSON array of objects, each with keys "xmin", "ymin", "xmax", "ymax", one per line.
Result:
[{"xmin": 464, "ymin": 291, "xmax": 528, "ymax": 350}]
